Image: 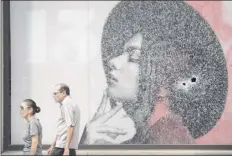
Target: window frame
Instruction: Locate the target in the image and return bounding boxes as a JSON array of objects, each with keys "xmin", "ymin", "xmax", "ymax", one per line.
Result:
[{"xmin": 1, "ymin": 0, "xmax": 231, "ymax": 153}]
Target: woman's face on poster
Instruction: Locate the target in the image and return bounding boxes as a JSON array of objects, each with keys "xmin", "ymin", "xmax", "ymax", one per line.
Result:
[{"xmin": 107, "ymin": 33, "xmax": 143, "ymax": 102}]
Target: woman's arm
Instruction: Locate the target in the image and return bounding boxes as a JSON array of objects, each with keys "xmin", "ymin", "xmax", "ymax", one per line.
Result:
[
  {"xmin": 79, "ymin": 104, "xmax": 127, "ymax": 145},
  {"xmin": 29, "ymin": 135, "xmax": 39, "ymax": 156},
  {"xmin": 29, "ymin": 119, "xmax": 40, "ymax": 155}
]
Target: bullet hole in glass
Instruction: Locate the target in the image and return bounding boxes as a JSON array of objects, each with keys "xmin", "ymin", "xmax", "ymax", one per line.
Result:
[{"xmin": 191, "ymin": 77, "xmax": 196, "ymax": 82}]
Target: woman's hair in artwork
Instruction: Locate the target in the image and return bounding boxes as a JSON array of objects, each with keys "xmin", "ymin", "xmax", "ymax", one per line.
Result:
[{"xmin": 101, "ymin": 1, "xmax": 228, "ymax": 139}]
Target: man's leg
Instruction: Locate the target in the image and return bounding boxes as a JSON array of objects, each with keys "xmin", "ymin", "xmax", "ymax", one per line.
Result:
[
  {"xmin": 50, "ymin": 147, "xmax": 64, "ymax": 155},
  {"xmin": 69, "ymin": 149, "xmax": 76, "ymax": 156}
]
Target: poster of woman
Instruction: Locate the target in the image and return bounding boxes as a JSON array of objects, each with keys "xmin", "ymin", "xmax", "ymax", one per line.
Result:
[{"xmin": 4, "ymin": 1, "xmax": 232, "ymax": 155}]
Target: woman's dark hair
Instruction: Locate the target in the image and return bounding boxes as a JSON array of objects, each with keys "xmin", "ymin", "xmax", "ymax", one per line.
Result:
[
  {"xmin": 23, "ymin": 99, "xmax": 41, "ymax": 115},
  {"xmin": 101, "ymin": 1, "xmax": 228, "ymax": 139}
]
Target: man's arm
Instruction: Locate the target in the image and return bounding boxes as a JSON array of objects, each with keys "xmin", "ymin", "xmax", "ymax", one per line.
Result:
[
  {"xmin": 47, "ymin": 136, "xmax": 57, "ymax": 155},
  {"xmin": 63, "ymin": 102, "xmax": 78, "ymax": 150},
  {"xmin": 65, "ymin": 126, "xmax": 74, "ymax": 149},
  {"xmin": 51, "ymin": 136, "xmax": 57, "ymax": 148}
]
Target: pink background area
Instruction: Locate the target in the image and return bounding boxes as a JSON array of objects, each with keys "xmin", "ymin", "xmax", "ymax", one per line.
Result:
[
  {"xmin": 148, "ymin": 1, "xmax": 232, "ymax": 144},
  {"xmin": 186, "ymin": 1, "xmax": 232, "ymax": 144}
]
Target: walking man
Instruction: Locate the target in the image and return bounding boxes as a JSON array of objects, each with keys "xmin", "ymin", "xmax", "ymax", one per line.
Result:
[{"xmin": 48, "ymin": 83, "xmax": 80, "ymax": 156}]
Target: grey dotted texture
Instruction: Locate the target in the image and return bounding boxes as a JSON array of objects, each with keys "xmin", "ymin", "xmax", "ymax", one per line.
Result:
[{"xmin": 101, "ymin": 1, "xmax": 228, "ymax": 140}]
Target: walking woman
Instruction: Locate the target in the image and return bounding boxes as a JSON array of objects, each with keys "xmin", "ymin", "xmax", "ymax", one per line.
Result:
[{"xmin": 20, "ymin": 99, "xmax": 43, "ymax": 155}]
